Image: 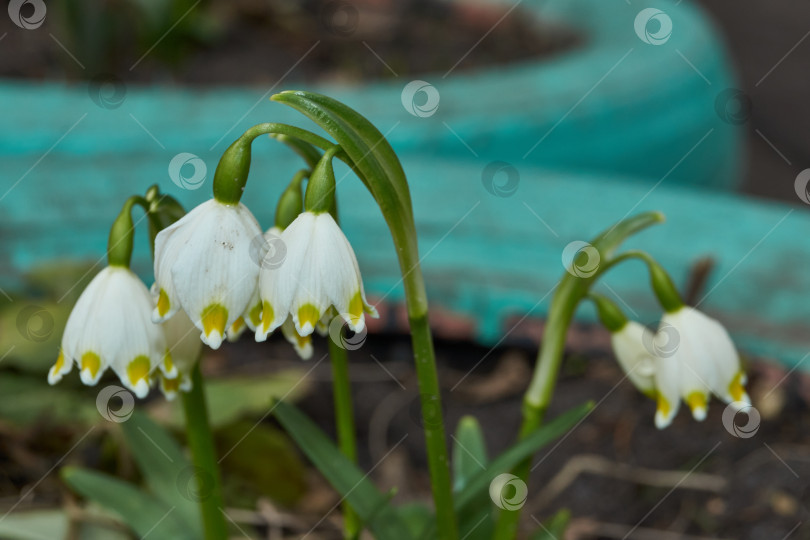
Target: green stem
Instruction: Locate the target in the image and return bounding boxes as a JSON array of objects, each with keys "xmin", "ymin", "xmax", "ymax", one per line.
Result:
[
  {"xmin": 328, "ymin": 338, "xmax": 361, "ymax": 539},
  {"xmin": 494, "ymin": 214, "xmax": 665, "ymax": 538},
  {"xmin": 181, "ymin": 363, "xmax": 229, "ymax": 540},
  {"xmin": 238, "ymin": 120, "xmax": 456, "ymax": 538},
  {"xmin": 401, "ymin": 253, "xmax": 457, "ymax": 540}
]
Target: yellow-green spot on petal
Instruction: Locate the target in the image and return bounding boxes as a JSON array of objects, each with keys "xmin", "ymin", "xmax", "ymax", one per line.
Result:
[
  {"xmin": 729, "ymin": 371, "xmax": 746, "ymax": 401},
  {"xmin": 261, "ymin": 301, "xmax": 274, "ymax": 333},
  {"xmin": 81, "ymin": 352, "xmax": 101, "ymax": 378},
  {"xmin": 162, "ymin": 375, "xmax": 180, "ymax": 394},
  {"xmin": 348, "ymin": 290, "xmax": 363, "ymax": 326},
  {"xmin": 249, "ymin": 301, "xmax": 262, "ymax": 328},
  {"xmin": 642, "ymin": 387, "xmax": 658, "ymax": 401},
  {"xmin": 656, "ymin": 394, "xmax": 671, "ymax": 418},
  {"xmin": 298, "ymin": 303, "xmax": 320, "ymax": 330},
  {"xmin": 201, "ymin": 304, "xmax": 228, "ymax": 338},
  {"xmin": 53, "ymin": 349, "xmax": 66, "ymax": 374},
  {"xmin": 230, "ymin": 316, "xmax": 245, "ymax": 334},
  {"xmin": 157, "ymin": 288, "xmax": 171, "ymax": 317},
  {"xmin": 127, "ymin": 355, "xmax": 151, "ymax": 386},
  {"xmin": 163, "ymin": 351, "xmax": 174, "ymax": 372},
  {"xmin": 686, "ymin": 391, "xmax": 707, "ymax": 414}
]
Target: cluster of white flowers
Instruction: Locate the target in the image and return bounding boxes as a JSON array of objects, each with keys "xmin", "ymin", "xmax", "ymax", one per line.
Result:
[
  {"xmin": 49, "ymin": 198, "xmax": 376, "ymax": 399},
  {"xmin": 610, "ymin": 306, "xmax": 749, "ymax": 429}
]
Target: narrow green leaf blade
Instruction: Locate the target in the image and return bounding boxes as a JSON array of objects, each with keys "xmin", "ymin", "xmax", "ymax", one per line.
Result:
[
  {"xmin": 271, "ymin": 90, "xmax": 414, "ymax": 229},
  {"xmin": 455, "ymin": 402, "xmax": 593, "ymax": 513},
  {"xmin": 273, "ymin": 400, "xmax": 413, "ymax": 540},
  {"xmin": 119, "ymin": 410, "xmax": 202, "ymax": 535},
  {"xmin": 452, "ymin": 416, "xmax": 494, "ymax": 539},
  {"xmin": 531, "ymin": 508, "xmax": 571, "ymax": 540},
  {"xmin": 452, "ymin": 415, "xmax": 488, "ymax": 492},
  {"xmin": 61, "ymin": 467, "xmax": 196, "ymax": 540}
]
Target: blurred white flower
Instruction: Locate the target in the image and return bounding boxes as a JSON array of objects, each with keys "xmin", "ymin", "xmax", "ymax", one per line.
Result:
[
  {"xmin": 610, "ymin": 321, "xmax": 656, "ymax": 397},
  {"xmin": 653, "ymin": 306, "xmax": 749, "ymax": 429},
  {"xmin": 159, "ymin": 310, "xmax": 203, "ymax": 400}
]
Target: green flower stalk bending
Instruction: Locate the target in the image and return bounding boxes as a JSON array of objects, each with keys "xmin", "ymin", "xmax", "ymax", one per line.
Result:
[
  {"xmin": 211, "ymin": 91, "xmax": 457, "ymax": 538},
  {"xmin": 494, "ymin": 212, "xmax": 667, "ymax": 539}
]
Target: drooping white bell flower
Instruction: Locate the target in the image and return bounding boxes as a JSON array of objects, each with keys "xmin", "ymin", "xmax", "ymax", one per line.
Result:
[
  {"xmin": 152, "ymin": 199, "xmax": 263, "ymax": 350},
  {"xmin": 610, "ymin": 321, "xmax": 656, "ymax": 397},
  {"xmin": 652, "ymin": 306, "xmax": 749, "ymax": 429},
  {"xmin": 49, "ymin": 266, "xmax": 172, "ymax": 398},
  {"xmin": 159, "ymin": 310, "xmax": 203, "ymax": 400},
  {"xmin": 255, "ymin": 211, "xmax": 377, "ymax": 341}
]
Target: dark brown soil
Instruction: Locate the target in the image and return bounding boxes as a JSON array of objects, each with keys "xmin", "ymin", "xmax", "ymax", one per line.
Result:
[{"xmin": 0, "ymin": 0, "xmax": 579, "ymax": 85}]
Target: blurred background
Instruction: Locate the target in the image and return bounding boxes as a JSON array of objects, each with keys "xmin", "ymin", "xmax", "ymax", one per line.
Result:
[{"xmin": 1, "ymin": 0, "xmax": 809, "ymax": 538}]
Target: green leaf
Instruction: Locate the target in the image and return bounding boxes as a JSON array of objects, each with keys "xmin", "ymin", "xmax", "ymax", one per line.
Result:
[
  {"xmin": 271, "ymin": 91, "xmax": 416, "ymax": 236},
  {"xmin": 61, "ymin": 467, "xmax": 197, "ymax": 540},
  {"xmin": 455, "ymin": 402, "xmax": 592, "ymax": 513},
  {"xmin": 119, "ymin": 410, "xmax": 202, "ymax": 536},
  {"xmin": 452, "ymin": 416, "xmax": 494, "ymax": 539},
  {"xmin": 531, "ymin": 508, "xmax": 571, "ymax": 540},
  {"xmin": 271, "ymin": 133, "xmax": 323, "ymax": 169},
  {"xmin": 452, "ymin": 415, "xmax": 488, "ymax": 492},
  {"xmin": 0, "ymin": 372, "xmax": 99, "ymax": 427},
  {"xmin": 591, "ymin": 211, "xmax": 665, "ymax": 261},
  {"xmin": 0, "ymin": 508, "xmax": 130, "ymax": 540},
  {"xmin": 273, "ymin": 400, "xmax": 413, "ymax": 540},
  {"xmin": 148, "ymin": 369, "xmax": 311, "ymax": 429},
  {"xmin": 216, "ymin": 421, "xmax": 307, "ymax": 507}
]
